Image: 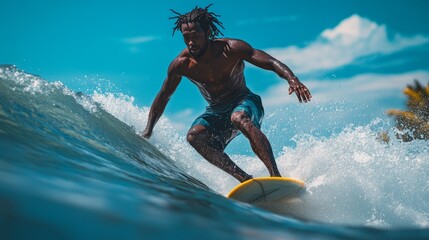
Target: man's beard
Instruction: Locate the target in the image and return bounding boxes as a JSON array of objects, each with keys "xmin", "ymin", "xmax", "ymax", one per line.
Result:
[{"xmin": 189, "ymin": 43, "xmax": 208, "ymax": 58}]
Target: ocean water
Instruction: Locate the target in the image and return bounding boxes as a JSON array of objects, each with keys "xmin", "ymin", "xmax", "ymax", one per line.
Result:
[{"xmin": 1, "ymin": 65, "xmax": 428, "ymax": 239}]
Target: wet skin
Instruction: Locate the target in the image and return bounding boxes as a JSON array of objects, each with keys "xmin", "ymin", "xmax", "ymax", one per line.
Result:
[{"xmin": 143, "ymin": 22, "xmax": 312, "ymax": 182}]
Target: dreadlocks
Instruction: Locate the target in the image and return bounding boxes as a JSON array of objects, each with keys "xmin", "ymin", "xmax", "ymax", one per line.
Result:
[{"xmin": 169, "ymin": 4, "xmax": 224, "ymax": 39}]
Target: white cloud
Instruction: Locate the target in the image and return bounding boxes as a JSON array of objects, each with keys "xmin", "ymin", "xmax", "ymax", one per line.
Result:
[
  {"xmin": 262, "ymin": 70, "xmax": 429, "ymax": 108},
  {"xmin": 265, "ymin": 15, "xmax": 429, "ymax": 74},
  {"xmin": 122, "ymin": 36, "xmax": 159, "ymax": 53},
  {"xmin": 122, "ymin": 36, "xmax": 158, "ymax": 44},
  {"xmin": 170, "ymin": 108, "xmax": 196, "ymax": 131}
]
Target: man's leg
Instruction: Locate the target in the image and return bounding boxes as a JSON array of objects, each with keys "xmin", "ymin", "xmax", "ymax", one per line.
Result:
[
  {"xmin": 187, "ymin": 125, "xmax": 252, "ymax": 182},
  {"xmin": 230, "ymin": 111, "xmax": 281, "ymax": 177}
]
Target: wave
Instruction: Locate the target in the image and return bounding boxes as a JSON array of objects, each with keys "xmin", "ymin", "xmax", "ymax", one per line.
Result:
[
  {"xmin": 90, "ymin": 67, "xmax": 429, "ymax": 228},
  {"xmin": 95, "ymin": 90, "xmax": 429, "ymax": 227},
  {"xmin": 1, "ymin": 65, "xmax": 428, "ymax": 239}
]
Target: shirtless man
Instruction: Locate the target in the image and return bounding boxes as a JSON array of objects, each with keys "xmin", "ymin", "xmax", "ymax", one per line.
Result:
[{"xmin": 142, "ymin": 5, "xmax": 312, "ymax": 182}]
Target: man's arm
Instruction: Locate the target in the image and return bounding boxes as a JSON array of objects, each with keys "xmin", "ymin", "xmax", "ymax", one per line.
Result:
[
  {"xmin": 142, "ymin": 60, "xmax": 182, "ymax": 138},
  {"xmin": 233, "ymin": 40, "xmax": 312, "ymax": 103}
]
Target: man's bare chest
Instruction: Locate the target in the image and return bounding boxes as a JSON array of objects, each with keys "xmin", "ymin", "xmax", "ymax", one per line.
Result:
[{"xmin": 185, "ymin": 58, "xmax": 242, "ymax": 84}]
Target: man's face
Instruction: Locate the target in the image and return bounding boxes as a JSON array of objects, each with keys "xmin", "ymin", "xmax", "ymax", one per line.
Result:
[{"xmin": 181, "ymin": 22, "xmax": 208, "ymax": 58}]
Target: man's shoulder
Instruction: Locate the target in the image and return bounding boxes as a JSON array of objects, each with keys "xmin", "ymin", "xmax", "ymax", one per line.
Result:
[
  {"xmin": 214, "ymin": 38, "xmax": 247, "ymax": 46},
  {"xmin": 168, "ymin": 49, "xmax": 191, "ymax": 73},
  {"xmin": 214, "ymin": 38, "xmax": 253, "ymax": 55}
]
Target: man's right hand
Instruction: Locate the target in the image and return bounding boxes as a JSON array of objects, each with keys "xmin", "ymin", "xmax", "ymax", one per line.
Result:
[{"xmin": 140, "ymin": 128, "xmax": 152, "ymax": 139}]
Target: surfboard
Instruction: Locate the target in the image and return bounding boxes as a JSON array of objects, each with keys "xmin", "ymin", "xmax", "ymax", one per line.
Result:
[{"xmin": 227, "ymin": 177, "xmax": 305, "ymax": 204}]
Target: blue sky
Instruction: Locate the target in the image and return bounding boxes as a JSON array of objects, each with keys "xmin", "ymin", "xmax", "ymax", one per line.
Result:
[{"xmin": 2, "ymin": 0, "xmax": 429, "ymax": 134}]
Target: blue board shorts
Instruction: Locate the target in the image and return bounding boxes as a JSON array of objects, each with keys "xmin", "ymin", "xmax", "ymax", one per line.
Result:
[{"xmin": 190, "ymin": 89, "xmax": 264, "ymax": 149}]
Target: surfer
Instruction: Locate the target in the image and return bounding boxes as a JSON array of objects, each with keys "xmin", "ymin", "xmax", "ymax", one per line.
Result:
[{"xmin": 142, "ymin": 5, "xmax": 312, "ymax": 182}]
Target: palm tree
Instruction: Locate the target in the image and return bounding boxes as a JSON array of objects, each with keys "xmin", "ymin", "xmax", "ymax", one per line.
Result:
[{"xmin": 386, "ymin": 80, "xmax": 429, "ymax": 141}]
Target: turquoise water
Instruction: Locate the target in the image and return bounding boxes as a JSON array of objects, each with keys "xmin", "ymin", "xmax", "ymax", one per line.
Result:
[{"xmin": 1, "ymin": 65, "xmax": 428, "ymax": 239}]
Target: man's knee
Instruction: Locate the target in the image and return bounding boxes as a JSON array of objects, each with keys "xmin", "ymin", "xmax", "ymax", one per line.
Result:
[
  {"xmin": 187, "ymin": 125, "xmax": 208, "ymax": 147},
  {"xmin": 230, "ymin": 111, "xmax": 252, "ymax": 128}
]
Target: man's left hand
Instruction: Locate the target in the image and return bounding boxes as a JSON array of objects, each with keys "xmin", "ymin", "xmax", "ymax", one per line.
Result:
[{"xmin": 288, "ymin": 78, "xmax": 312, "ymax": 103}]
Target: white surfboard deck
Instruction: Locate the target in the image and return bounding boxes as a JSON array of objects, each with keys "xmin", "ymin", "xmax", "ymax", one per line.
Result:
[{"xmin": 227, "ymin": 177, "xmax": 306, "ymax": 204}]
